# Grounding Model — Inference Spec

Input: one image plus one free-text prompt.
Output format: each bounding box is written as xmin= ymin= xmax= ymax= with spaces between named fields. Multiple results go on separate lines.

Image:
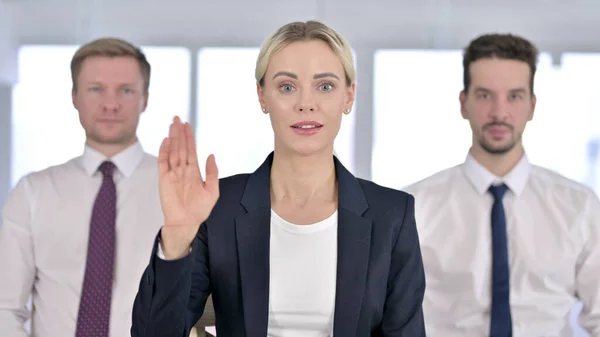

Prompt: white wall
xmin=0 ymin=1 xmax=17 ymax=83
xmin=5 ymin=0 xmax=600 ymax=52
xmin=0 ymin=1 xmax=16 ymax=212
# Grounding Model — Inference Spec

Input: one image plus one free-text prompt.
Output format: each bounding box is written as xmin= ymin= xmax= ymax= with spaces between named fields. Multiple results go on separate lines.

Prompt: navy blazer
xmin=131 ymin=153 xmax=426 ymax=337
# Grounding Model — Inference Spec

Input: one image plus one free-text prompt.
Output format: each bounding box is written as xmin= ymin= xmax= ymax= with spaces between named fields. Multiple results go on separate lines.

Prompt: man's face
xmin=460 ymin=58 xmax=536 ymax=155
xmin=72 ymin=55 xmax=148 ymax=149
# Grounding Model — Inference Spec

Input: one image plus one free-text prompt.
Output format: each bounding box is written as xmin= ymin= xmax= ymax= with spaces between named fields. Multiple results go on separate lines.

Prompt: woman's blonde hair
xmin=255 ymin=20 xmax=355 ymax=87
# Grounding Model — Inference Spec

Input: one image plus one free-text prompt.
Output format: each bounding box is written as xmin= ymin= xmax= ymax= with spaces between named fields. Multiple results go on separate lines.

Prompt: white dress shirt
xmin=0 ymin=142 xmax=164 ymax=337
xmin=267 ymin=210 xmax=337 ymax=337
xmin=404 ymin=153 xmax=600 ymax=337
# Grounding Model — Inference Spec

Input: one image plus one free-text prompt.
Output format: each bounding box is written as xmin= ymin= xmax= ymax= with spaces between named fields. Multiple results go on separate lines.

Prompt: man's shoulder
xmin=403 ymin=165 xmax=463 ymax=196
xmin=531 ymin=164 xmax=599 ymax=203
xmin=17 ymin=157 xmax=81 ymax=186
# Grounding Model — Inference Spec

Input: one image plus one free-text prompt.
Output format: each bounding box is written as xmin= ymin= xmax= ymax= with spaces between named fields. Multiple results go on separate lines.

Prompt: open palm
xmin=158 ymin=117 xmax=219 ymax=237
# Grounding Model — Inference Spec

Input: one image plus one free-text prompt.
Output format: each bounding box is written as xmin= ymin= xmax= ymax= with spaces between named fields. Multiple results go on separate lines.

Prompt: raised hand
xmin=158 ymin=116 xmax=219 ymax=259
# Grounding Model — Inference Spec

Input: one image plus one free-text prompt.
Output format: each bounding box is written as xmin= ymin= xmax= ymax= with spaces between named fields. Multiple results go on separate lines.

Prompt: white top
xmin=267 ymin=209 xmax=338 ymax=337
xmin=404 ymin=153 xmax=600 ymax=337
xmin=0 ymin=142 xmax=164 ymax=337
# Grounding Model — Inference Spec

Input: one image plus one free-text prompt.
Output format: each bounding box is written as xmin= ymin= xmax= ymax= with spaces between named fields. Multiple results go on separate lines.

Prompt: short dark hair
xmin=462 ymin=33 xmax=539 ymax=94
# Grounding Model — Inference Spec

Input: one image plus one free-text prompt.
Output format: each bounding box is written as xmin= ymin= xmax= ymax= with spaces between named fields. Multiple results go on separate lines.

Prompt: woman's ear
xmin=345 ymin=82 xmax=356 ymax=108
xmin=257 ymin=81 xmax=266 ymax=108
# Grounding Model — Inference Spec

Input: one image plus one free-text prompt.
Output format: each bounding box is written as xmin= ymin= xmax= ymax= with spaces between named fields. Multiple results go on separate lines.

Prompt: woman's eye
xmin=320 ymin=84 xmax=333 ymax=92
xmin=281 ymin=85 xmax=294 ymax=92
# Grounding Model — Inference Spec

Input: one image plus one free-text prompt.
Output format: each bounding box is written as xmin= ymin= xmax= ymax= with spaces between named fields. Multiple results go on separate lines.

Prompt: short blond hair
xmin=255 ymin=20 xmax=355 ymax=87
xmin=70 ymin=37 xmax=151 ymax=93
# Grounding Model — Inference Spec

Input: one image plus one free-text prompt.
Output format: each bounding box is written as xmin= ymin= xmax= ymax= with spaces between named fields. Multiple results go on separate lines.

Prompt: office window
xmin=521 ymin=53 xmax=558 ymax=169
xmin=558 ymin=53 xmax=600 ymax=195
xmin=11 ymin=45 xmax=190 ymax=186
xmin=522 ymin=53 xmax=600 ymax=197
xmin=196 ymin=47 xmax=356 ymax=179
xmin=372 ymin=50 xmax=469 ymax=189
xmin=137 ymin=47 xmax=191 ymax=158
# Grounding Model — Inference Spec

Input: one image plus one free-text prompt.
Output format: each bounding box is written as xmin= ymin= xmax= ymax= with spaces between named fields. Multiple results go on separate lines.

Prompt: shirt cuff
xmin=156 ymin=241 xmax=192 ymax=260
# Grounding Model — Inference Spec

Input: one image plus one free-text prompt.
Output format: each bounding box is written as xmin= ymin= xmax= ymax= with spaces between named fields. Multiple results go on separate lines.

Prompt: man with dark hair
xmin=405 ymin=33 xmax=600 ymax=336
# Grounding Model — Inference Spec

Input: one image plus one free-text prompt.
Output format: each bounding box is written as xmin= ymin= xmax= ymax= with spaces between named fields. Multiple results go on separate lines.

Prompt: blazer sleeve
xmin=131 ymin=222 xmax=211 ymax=337
xmin=0 ymin=177 xmax=36 ymax=337
xmin=380 ymin=194 xmax=426 ymax=336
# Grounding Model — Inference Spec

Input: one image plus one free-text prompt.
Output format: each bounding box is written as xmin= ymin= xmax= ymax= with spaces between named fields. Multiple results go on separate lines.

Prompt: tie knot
xmin=98 ymin=161 xmax=116 ymax=178
xmin=488 ymin=183 xmax=508 ymax=201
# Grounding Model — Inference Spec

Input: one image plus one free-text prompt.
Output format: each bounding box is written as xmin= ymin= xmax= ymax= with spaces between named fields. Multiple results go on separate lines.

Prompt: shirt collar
xmin=80 ymin=141 xmax=145 ymax=178
xmin=462 ymin=151 xmax=531 ymax=197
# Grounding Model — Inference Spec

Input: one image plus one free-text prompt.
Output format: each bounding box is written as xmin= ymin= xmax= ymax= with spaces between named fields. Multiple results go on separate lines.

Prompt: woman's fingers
xmin=158 ymin=137 xmax=170 ymax=175
xmin=165 ymin=117 xmax=211 ymax=189
xmin=178 ymin=120 xmax=188 ymax=167
xmin=185 ymin=123 xmax=199 ymax=167
xmin=168 ymin=119 xmax=180 ymax=169
xmin=184 ymin=123 xmax=203 ymax=183
xmin=204 ymin=154 xmax=219 ymax=194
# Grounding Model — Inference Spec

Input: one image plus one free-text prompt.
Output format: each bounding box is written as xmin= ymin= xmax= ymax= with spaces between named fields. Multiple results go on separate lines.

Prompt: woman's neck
xmin=270 ymin=150 xmax=337 ymax=207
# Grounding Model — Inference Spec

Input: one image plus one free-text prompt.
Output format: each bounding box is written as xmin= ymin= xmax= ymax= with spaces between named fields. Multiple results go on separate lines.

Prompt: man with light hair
xmin=0 ymin=37 xmax=164 ymax=337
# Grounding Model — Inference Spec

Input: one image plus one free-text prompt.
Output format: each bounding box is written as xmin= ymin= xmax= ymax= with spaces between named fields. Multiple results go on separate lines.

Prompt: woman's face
xmin=258 ymin=40 xmax=355 ymax=157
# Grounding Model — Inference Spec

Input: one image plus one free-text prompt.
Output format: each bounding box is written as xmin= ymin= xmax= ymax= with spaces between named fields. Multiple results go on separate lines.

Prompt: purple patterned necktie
xmin=75 ymin=161 xmax=117 ymax=337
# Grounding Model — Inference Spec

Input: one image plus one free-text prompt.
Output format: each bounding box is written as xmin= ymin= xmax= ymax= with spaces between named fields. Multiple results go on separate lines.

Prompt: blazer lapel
xmin=233 ymin=153 xmax=372 ymax=337
xmin=333 ymin=157 xmax=372 ymax=337
xmin=235 ymin=154 xmax=273 ymax=337
xmin=235 ymin=209 xmax=270 ymax=337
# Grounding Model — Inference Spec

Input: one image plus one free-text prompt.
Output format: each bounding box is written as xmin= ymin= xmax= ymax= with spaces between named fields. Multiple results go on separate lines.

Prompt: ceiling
xmin=2 ymin=0 xmax=600 ymax=52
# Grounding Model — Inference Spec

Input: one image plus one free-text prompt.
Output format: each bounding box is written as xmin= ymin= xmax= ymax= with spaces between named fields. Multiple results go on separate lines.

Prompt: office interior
xmin=0 ymin=0 xmax=599 ymax=336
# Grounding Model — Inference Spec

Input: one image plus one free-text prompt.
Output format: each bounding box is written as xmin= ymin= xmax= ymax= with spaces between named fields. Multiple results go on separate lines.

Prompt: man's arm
xmin=576 ymin=193 xmax=600 ymax=336
xmin=131 ymin=221 xmax=211 ymax=337
xmin=0 ymin=177 xmax=36 ymax=337
xmin=380 ymin=194 xmax=426 ymax=336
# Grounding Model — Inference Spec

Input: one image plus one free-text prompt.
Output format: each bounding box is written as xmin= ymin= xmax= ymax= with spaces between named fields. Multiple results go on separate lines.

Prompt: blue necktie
xmin=488 ymin=184 xmax=512 ymax=337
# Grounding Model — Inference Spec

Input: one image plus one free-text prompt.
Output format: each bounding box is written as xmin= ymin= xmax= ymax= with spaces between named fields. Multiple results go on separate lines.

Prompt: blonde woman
xmin=131 ymin=21 xmax=426 ymax=337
